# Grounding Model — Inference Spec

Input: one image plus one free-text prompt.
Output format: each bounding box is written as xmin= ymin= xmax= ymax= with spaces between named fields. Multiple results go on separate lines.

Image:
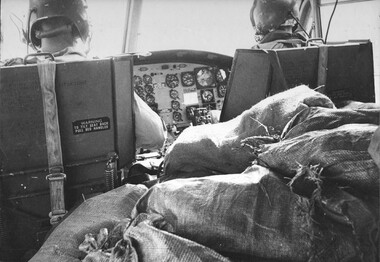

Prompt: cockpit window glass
xmin=1 ymin=0 xmax=254 ymax=59
xmin=0 ymin=0 xmax=126 ymax=60
xmin=1 ymin=0 xmax=29 ymax=60
xmin=135 ymin=0 xmax=255 ymax=56
xmin=87 ymin=0 xmax=127 ymax=58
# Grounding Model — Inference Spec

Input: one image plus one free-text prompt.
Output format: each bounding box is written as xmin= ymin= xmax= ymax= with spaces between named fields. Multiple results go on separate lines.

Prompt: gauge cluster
xmin=133 ymin=62 xmax=229 ymax=129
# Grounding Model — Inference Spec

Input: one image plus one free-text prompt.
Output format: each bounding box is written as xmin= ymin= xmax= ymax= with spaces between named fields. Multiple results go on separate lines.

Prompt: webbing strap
xmin=317 ymin=45 xmax=329 ymax=94
xmin=37 ymin=60 xmax=63 ymax=171
xmin=37 ymin=60 xmax=67 ymax=224
xmin=267 ymin=50 xmax=288 ymax=95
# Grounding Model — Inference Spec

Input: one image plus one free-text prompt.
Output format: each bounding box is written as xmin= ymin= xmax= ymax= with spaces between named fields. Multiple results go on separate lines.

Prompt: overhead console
xmin=132 ymin=50 xmax=233 ymax=129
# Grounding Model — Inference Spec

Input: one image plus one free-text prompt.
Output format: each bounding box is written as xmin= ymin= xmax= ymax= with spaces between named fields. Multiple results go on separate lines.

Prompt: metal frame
xmin=122 ymin=0 xmax=143 ymax=53
xmin=299 ymin=0 xmax=323 ymax=39
xmin=320 ymin=0 xmax=375 ymax=6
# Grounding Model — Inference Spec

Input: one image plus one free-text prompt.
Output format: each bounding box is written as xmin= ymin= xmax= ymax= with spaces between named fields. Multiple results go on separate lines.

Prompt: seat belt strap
xmin=317 ymin=45 xmax=329 ymax=94
xmin=37 ymin=59 xmax=67 ymax=225
xmin=267 ymin=50 xmax=288 ymax=95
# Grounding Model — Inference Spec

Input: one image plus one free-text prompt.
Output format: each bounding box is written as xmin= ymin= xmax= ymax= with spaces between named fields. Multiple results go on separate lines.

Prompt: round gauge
xmin=146 ymin=94 xmax=155 ymax=104
xmin=133 ymin=75 xmax=143 ymax=86
xmin=201 ymin=89 xmax=214 ymax=103
xmin=165 ymin=74 xmax=180 ymax=88
xmin=173 ymin=111 xmax=183 ymax=122
xmin=196 ymin=68 xmax=214 ymax=87
xmin=217 ymin=84 xmax=227 ymax=97
xmin=145 ymin=84 xmax=154 ymax=94
xmin=181 ymin=72 xmax=195 ymax=87
xmin=134 ymin=85 xmax=145 ymax=100
xmin=135 ymin=86 xmax=145 ymax=96
xmin=216 ymin=69 xmax=227 ymax=83
xmin=169 ymin=89 xmax=179 ymax=99
xmin=143 ymin=74 xmax=152 ymax=84
xmin=171 ymin=100 xmax=181 ymax=111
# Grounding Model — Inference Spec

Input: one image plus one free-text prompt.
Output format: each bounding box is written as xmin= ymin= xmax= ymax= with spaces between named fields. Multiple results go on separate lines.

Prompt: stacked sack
xmin=255 ymin=105 xmax=379 ymax=262
xmin=162 ymin=85 xmax=335 ymax=181
xmin=258 ymin=110 xmax=379 ymax=194
xmin=133 ymin=164 xmax=378 ymax=261
xmin=141 ymin=85 xmax=379 ymax=261
xmin=134 ymin=166 xmax=316 ymax=261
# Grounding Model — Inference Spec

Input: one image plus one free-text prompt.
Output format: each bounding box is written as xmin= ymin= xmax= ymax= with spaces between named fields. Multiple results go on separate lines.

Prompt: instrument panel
xmin=133 ymin=62 xmax=229 ymax=129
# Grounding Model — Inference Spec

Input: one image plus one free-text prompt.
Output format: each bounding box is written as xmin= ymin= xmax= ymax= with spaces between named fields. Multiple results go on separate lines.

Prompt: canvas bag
xmin=162 ymin=85 xmax=334 ymax=181
xmin=133 ymin=164 xmax=376 ymax=261
xmin=29 ymin=185 xmax=147 ymax=262
xmin=133 ymin=165 xmax=315 ymax=261
xmin=258 ymin=123 xmax=379 ymax=195
xmin=282 ymin=106 xmax=380 ymax=139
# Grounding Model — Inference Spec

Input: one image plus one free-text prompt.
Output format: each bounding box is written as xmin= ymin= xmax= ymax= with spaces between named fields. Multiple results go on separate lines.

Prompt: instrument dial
xmin=133 ymin=75 xmax=143 ymax=86
xmin=143 ymin=74 xmax=153 ymax=84
xmin=201 ymin=89 xmax=214 ymax=103
xmin=169 ymin=89 xmax=179 ymax=100
xmin=145 ymin=84 xmax=154 ymax=94
xmin=171 ymin=100 xmax=181 ymax=111
xmin=166 ymin=74 xmax=180 ymax=88
xmin=181 ymin=71 xmax=195 ymax=86
xmin=173 ymin=111 xmax=183 ymax=122
xmin=146 ymin=94 xmax=155 ymax=104
xmin=217 ymin=84 xmax=227 ymax=98
xmin=196 ymin=68 xmax=214 ymax=87
xmin=216 ymin=69 xmax=227 ymax=83
xmin=134 ymin=85 xmax=145 ymax=100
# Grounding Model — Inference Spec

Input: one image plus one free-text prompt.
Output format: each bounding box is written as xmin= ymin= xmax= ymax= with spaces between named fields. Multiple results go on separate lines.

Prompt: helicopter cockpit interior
xmin=0 ymin=0 xmax=379 ymax=261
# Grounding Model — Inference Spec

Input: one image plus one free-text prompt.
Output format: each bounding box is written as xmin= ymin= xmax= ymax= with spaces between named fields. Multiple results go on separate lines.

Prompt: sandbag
xmin=79 ymin=212 xmax=230 ymax=262
xmin=133 ymin=165 xmax=376 ymax=261
xmin=282 ymin=106 xmax=380 ymax=139
xmin=124 ymin=215 xmax=231 ymax=262
xmin=287 ymin=165 xmax=378 ymax=262
xmin=162 ymin=85 xmax=334 ymax=181
xmin=258 ymin=123 xmax=379 ymax=195
xmin=338 ymin=100 xmax=380 ymax=110
xmin=312 ymin=186 xmax=379 ymax=262
xmin=133 ymin=165 xmax=315 ymax=261
xmin=29 ymin=185 xmax=148 ymax=262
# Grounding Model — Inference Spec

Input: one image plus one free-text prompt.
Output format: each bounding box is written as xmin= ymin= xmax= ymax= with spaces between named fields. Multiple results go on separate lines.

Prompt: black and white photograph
xmin=0 ymin=0 xmax=379 ymax=261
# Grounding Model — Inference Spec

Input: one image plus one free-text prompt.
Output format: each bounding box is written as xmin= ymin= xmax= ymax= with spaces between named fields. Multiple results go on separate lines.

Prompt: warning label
xmin=72 ymin=117 xmax=111 ymax=135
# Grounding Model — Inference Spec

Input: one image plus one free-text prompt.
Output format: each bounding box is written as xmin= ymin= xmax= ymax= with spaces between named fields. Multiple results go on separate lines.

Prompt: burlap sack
xmin=311 ymin=185 xmax=379 ymax=262
xmin=162 ymin=85 xmax=334 ymax=181
xmin=132 ymin=165 xmax=376 ymax=261
xmin=287 ymin=165 xmax=378 ymax=262
xmin=29 ymin=185 xmax=147 ymax=262
xmin=80 ymin=213 xmax=231 ymax=262
xmin=258 ymin=123 xmax=379 ymax=195
xmin=123 ymin=215 xmax=231 ymax=262
xmin=338 ymin=100 xmax=380 ymax=110
xmin=282 ymin=106 xmax=380 ymax=139
xmin=133 ymin=165 xmax=314 ymax=261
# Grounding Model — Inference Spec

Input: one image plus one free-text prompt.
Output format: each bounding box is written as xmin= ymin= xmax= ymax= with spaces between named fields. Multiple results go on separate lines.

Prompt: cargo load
xmin=28 ymin=84 xmax=379 ymax=262
xmin=162 ymin=85 xmax=334 ymax=181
